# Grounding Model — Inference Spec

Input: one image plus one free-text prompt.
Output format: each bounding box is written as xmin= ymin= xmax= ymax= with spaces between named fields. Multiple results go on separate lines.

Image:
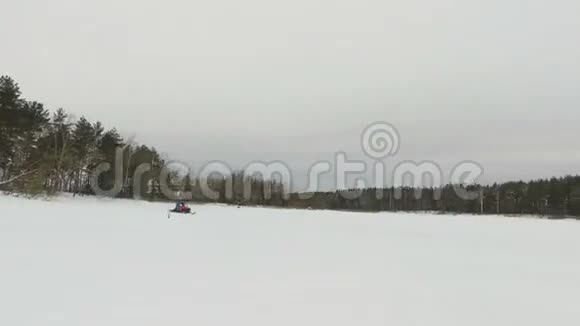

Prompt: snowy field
xmin=1 ymin=195 xmax=579 ymax=326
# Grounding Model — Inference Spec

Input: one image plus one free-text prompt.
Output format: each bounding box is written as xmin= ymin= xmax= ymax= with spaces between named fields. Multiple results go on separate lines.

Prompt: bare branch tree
xmin=0 ymin=169 xmax=38 ymax=186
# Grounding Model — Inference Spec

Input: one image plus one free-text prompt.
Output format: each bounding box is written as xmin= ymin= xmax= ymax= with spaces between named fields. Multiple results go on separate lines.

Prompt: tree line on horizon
xmin=0 ymin=76 xmax=283 ymax=203
xmin=0 ymin=75 xmax=162 ymax=197
xmin=289 ymin=178 xmax=580 ymax=217
xmin=1 ymin=76 xmax=579 ymax=217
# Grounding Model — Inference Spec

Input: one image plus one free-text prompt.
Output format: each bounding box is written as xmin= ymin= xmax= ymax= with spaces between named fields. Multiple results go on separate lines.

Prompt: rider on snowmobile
xmin=174 ymin=201 xmax=186 ymax=212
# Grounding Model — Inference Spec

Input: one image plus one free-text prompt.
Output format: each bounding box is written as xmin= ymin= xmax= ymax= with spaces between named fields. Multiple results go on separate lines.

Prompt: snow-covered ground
xmin=1 ymin=195 xmax=579 ymax=326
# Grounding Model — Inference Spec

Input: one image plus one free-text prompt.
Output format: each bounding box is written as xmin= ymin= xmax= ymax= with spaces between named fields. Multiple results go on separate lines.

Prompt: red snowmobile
xmin=168 ymin=201 xmax=194 ymax=217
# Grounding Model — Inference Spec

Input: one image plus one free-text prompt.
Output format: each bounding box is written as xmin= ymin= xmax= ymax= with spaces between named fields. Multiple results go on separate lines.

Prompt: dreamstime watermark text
xmin=89 ymin=122 xmax=484 ymax=201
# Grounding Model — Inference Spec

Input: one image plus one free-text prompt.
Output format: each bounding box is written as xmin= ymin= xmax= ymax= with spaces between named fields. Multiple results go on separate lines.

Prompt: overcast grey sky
xmin=2 ymin=0 xmax=579 ymax=190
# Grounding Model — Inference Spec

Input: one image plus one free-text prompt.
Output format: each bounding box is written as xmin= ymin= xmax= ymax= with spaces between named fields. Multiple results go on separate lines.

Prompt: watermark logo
xmin=361 ymin=122 xmax=400 ymax=159
xmin=89 ymin=122 xmax=484 ymax=202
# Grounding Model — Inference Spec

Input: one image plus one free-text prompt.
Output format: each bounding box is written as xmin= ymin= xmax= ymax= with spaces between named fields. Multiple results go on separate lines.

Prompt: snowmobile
xmin=170 ymin=206 xmax=192 ymax=214
xmin=168 ymin=202 xmax=195 ymax=218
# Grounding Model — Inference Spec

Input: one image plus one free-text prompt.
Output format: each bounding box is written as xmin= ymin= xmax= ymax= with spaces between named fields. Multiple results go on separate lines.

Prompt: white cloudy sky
xmin=2 ymin=0 xmax=579 ymax=190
